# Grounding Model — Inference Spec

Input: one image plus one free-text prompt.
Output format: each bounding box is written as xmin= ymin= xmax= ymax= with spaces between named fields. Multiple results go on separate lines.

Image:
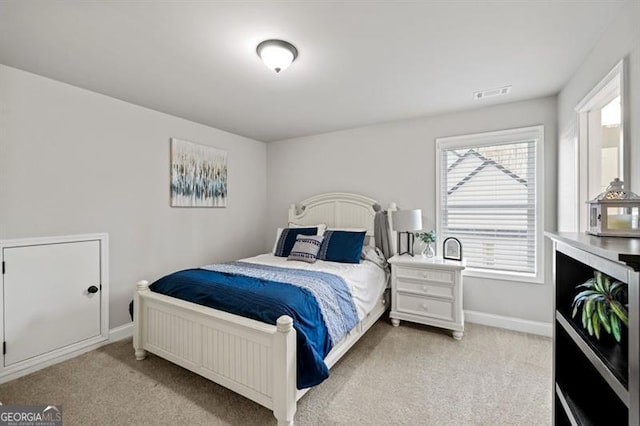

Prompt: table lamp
xmin=391 ymin=209 xmax=423 ymax=256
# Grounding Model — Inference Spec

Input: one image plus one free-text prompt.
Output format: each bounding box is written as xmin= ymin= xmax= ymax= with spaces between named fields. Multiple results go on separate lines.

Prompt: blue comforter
xmin=150 ymin=261 xmax=358 ymax=389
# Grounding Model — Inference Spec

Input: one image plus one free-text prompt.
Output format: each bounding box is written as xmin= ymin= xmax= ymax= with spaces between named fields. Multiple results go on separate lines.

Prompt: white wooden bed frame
xmin=133 ymin=192 xmax=396 ymax=425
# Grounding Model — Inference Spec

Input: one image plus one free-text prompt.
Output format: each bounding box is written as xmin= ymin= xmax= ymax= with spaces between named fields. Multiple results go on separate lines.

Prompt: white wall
xmin=557 ymin=0 xmax=640 ymax=231
xmin=267 ymin=96 xmax=557 ymax=324
xmin=0 ymin=65 xmax=268 ymax=328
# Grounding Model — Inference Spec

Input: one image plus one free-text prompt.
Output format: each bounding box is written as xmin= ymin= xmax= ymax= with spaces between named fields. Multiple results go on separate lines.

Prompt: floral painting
xmin=170 ymin=138 xmax=227 ymax=207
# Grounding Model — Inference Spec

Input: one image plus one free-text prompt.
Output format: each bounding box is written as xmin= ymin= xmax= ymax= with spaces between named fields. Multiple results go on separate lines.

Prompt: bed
xmin=133 ymin=192 xmax=397 ymax=425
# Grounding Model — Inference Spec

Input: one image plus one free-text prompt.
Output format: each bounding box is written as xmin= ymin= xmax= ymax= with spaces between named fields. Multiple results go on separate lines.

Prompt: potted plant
xmin=414 ymin=230 xmax=436 ymax=257
xmin=571 ymin=271 xmax=628 ymax=342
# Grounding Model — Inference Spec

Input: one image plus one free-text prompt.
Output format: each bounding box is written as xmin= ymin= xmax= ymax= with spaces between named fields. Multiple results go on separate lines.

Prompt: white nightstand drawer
xmin=396 ymin=293 xmax=454 ymax=322
xmin=395 ymin=266 xmax=454 ymax=284
xmin=396 ymin=278 xmax=454 ymax=299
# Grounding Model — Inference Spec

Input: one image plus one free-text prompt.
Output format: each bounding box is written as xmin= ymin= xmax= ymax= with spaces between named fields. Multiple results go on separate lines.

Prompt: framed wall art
xmin=170 ymin=138 xmax=228 ymax=207
xmin=443 ymin=237 xmax=462 ymax=261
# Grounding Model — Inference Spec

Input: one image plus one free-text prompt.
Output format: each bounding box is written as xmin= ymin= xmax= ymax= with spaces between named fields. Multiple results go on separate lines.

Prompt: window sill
xmin=463 ymin=267 xmax=545 ymax=285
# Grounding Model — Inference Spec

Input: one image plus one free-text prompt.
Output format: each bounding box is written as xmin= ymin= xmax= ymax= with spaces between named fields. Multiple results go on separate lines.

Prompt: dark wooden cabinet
xmin=547 ymin=232 xmax=639 ymax=425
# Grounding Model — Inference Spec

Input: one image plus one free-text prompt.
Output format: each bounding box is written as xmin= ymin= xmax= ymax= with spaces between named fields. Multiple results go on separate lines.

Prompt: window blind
xmin=439 ymin=136 xmax=538 ymax=275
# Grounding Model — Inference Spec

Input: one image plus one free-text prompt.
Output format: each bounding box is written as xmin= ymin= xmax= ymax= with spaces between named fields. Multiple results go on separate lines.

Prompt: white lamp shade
xmin=392 ymin=209 xmax=423 ymax=232
xmin=257 ymin=40 xmax=298 ymax=73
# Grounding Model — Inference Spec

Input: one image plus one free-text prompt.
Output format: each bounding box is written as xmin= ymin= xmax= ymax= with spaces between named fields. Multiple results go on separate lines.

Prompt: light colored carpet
xmin=0 ymin=320 xmax=551 ymax=425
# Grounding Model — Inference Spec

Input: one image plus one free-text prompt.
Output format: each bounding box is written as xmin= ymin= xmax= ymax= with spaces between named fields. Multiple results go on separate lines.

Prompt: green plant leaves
xmin=414 ymin=230 xmax=436 ymax=244
xmin=576 ymin=278 xmax=596 ymax=290
xmin=610 ymin=300 xmax=629 ymax=326
xmin=611 ymin=313 xmax=621 ymax=342
xmin=597 ymin=302 xmax=611 ymax=334
xmin=573 ymin=290 xmax=598 ymax=303
xmin=603 ymin=275 xmax=611 ymax=292
xmin=570 ymin=271 xmax=628 ymax=342
xmin=611 ymin=281 xmax=625 ymax=297
xmin=585 ymin=298 xmax=595 ymax=318
xmin=594 ymin=272 xmax=604 ymax=292
xmin=592 ymin=312 xmax=601 ymax=339
xmin=586 ymin=311 xmax=594 ymax=336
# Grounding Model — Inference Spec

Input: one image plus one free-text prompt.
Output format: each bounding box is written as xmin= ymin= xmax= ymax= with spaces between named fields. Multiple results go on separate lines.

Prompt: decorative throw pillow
xmin=273 ymin=227 xmax=318 ymax=257
xmin=287 ymin=234 xmax=324 ymax=263
xmin=272 ymin=224 xmax=325 ymax=253
xmin=318 ymin=230 xmax=367 ymax=264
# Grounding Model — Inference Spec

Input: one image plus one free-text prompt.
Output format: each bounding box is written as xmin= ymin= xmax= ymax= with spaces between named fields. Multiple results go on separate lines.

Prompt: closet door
xmin=3 ymin=240 xmax=101 ymax=367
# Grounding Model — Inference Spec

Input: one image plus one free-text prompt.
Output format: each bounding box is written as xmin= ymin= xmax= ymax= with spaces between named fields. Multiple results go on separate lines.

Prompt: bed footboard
xmin=133 ymin=280 xmax=297 ymax=425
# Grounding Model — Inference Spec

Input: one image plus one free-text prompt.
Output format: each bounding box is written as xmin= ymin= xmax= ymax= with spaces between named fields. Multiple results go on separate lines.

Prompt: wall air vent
xmin=473 ymin=85 xmax=512 ymax=100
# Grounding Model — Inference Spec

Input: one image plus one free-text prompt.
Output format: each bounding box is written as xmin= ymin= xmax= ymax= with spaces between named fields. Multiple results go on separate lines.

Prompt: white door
xmin=3 ymin=240 xmax=101 ymax=366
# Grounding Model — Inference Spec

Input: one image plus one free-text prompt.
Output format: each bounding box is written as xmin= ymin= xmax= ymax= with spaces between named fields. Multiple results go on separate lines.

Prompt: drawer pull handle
xmin=423 ymin=272 xmax=428 ymax=278
xmin=421 ymin=303 xmax=429 ymax=311
xmin=422 ymin=286 xmax=429 ymax=293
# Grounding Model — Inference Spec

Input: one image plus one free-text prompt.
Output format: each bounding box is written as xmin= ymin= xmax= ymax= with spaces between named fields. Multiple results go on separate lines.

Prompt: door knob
xmin=87 ymin=285 xmax=99 ymax=294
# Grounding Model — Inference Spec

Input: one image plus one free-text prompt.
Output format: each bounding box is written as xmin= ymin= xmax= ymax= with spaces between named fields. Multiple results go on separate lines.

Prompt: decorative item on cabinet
xmin=571 ymin=270 xmax=628 ymax=342
xmin=414 ymin=230 xmax=436 ymax=258
xmin=587 ymin=178 xmax=640 ymax=237
xmin=443 ymin=237 xmax=462 ymax=261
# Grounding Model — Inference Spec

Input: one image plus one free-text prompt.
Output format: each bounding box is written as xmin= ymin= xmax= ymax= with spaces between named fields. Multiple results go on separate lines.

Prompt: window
xmin=436 ymin=126 xmax=544 ymax=282
xmin=576 ymin=59 xmax=628 ymax=232
xmin=598 ymin=96 xmax=622 ymax=191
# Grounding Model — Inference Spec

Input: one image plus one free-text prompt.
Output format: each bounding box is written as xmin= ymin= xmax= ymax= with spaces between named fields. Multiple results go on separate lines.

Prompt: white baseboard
xmin=1 ymin=323 xmax=134 ymax=384
xmin=465 ymin=310 xmax=552 ymax=337
xmin=109 ymin=322 xmax=133 ymax=342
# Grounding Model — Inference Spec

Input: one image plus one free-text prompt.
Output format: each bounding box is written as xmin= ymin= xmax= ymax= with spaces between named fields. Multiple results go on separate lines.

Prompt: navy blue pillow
xmin=274 ymin=227 xmax=318 ymax=257
xmin=317 ymin=230 xmax=366 ymax=264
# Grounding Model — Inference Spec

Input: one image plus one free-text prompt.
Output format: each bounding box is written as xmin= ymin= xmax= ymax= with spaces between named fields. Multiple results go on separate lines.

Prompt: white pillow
xmin=361 ymin=245 xmax=388 ymax=269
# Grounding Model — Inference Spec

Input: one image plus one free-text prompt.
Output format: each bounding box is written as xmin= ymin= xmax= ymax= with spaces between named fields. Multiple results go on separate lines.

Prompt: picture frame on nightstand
xmin=443 ymin=237 xmax=462 ymax=261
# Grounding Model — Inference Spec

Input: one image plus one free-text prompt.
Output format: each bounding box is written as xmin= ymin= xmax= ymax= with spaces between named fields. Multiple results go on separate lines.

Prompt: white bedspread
xmin=241 ymin=254 xmax=387 ymax=321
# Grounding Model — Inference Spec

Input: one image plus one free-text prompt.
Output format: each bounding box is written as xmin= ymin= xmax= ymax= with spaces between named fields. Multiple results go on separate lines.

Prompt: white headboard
xmin=288 ymin=192 xmax=390 ymax=239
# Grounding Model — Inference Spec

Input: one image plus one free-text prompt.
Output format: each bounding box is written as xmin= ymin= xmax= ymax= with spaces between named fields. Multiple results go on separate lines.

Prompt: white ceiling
xmin=0 ymin=1 xmax=626 ymax=142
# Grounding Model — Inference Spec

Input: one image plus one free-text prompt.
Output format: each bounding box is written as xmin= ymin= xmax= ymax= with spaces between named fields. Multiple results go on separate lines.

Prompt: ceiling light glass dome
xmin=256 ymin=39 xmax=298 ymax=73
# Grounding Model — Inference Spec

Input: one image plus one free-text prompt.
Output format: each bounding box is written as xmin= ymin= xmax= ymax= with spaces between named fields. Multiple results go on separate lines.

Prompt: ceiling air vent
xmin=473 ymin=85 xmax=512 ymax=100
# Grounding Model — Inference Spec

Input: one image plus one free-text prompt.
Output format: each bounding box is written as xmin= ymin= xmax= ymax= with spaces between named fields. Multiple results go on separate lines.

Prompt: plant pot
xmin=414 ymin=240 xmax=435 ymax=257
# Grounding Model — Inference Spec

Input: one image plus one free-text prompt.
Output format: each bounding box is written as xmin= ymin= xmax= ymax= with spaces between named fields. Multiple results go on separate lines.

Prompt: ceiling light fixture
xmin=256 ymin=39 xmax=298 ymax=73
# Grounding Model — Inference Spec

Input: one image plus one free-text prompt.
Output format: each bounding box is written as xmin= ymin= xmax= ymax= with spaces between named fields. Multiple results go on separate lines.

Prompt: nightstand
xmin=388 ymin=254 xmax=465 ymax=340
